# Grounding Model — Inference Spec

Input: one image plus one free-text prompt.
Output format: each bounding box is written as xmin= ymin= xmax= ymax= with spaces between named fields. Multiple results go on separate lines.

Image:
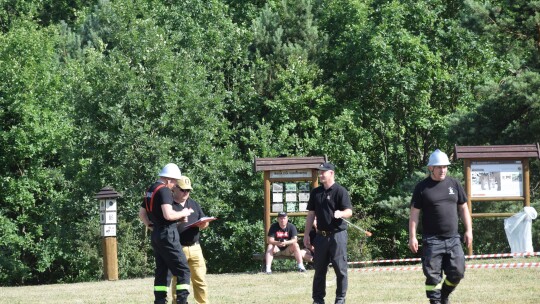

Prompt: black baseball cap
xmin=318 ymin=162 xmax=335 ymax=171
xmin=277 ymin=212 xmax=287 ymax=217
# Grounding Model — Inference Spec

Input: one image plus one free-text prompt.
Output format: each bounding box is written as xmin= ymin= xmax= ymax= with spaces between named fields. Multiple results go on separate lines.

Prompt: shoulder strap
xmin=145 ymin=184 xmax=166 ymax=214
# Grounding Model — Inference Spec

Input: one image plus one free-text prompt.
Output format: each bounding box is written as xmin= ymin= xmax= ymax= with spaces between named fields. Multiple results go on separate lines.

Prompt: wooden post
xmin=523 ymin=158 xmax=531 ymax=208
xmin=264 ymin=171 xmax=271 ymax=249
xmin=95 ymin=186 xmax=121 ymax=281
xmin=464 ymin=159 xmax=473 ymax=255
xmin=102 ymin=237 xmax=118 ymax=280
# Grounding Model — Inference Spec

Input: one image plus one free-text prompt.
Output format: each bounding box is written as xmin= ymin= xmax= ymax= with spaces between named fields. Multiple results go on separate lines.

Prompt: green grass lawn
xmin=1 ymin=258 xmax=539 ymax=303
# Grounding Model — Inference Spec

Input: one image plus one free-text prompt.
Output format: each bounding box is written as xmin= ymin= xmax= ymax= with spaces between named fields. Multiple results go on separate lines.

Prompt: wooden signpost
xmin=252 ymin=156 xmax=327 ymax=260
xmin=454 ymin=144 xmax=540 ymax=255
xmin=95 ymin=186 xmax=121 ymax=280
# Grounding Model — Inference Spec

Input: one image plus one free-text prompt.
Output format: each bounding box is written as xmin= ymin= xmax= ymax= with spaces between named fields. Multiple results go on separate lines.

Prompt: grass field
xmin=1 ymin=258 xmax=539 ymax=303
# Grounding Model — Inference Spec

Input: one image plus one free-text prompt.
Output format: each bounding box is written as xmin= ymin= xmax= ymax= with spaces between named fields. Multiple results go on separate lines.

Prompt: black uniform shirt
xmin=140 ymin=182 xmax=175 ymax=227
xmin=307 ymin=182 xmax=352 ymax=232
xmin=173 ymin=198 xmax=206 ymax=244
xmin=411 ymin=176 xmax=467 ymax=238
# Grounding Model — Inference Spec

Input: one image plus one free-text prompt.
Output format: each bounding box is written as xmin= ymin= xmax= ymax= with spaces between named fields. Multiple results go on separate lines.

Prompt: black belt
xmin=317 ymin=230 xmax=342 ymax=236
xmin=181 ymin=241 xmax=199 ymax=246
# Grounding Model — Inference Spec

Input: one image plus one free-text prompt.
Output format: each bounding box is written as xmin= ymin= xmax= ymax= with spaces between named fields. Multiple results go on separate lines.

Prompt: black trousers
xmin=312 ymin=230 xmax=348 ymax=303
xmin=151 ymin=225 xmax=191 ymax=304
xmin=422 ymin=235 xmax=465 ymax=300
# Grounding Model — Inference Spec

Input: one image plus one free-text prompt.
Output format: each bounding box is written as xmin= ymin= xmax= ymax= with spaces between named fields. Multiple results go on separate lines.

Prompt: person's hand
xmin=463 ymin=230 xmax=473 ymax=248
xmin=408 ymin=237 xmax=418 ymax=254
xmin=147 ymin=223 xmax=154 ymax=231
xmin=181 ymin=208 xmax=194 ymax=222
xmin=334 ymin=210 xmax=342 ymax=219
xmin=195 ymin=221 xmax=209 ymax=229
xmin=183 ymin=208 xmax=194 ymax=216
xmin=303 ymin=235 xmax=311 ymax=249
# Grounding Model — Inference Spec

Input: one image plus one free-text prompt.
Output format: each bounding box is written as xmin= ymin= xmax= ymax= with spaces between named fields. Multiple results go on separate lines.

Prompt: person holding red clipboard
xmin=169 ymin=175 xmax=215 ymax=304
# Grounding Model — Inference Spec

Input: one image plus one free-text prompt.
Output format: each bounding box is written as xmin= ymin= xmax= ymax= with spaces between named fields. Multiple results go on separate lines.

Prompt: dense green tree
xmin=0 ymin=0 xmax=90 ymax=32
xmin=314 ymin=0 xmax=503 ymax=258
xmin=1 ymin=0 xmax=538 ymax=285
xmin=449 ymin=2 xmax=540 ymax=255
xmin=0 ymin=21 xmax=73 ymax=284
xmin=0 ymin=0 xmax=38 ymax=31
xmin=246 ymin=0 xmax=330 ymax=133
xmin=452 ymin=0 xmax=540 ymax=146
xmin=318 ymin=0 xmax=496 ymax=184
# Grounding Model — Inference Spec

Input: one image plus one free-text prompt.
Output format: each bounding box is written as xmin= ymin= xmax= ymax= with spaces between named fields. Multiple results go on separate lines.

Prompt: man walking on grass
xmin=409 ymin=149 xmax=473 ymax=304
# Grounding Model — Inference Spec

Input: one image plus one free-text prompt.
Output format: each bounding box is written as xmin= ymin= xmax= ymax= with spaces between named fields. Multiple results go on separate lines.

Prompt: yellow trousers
xmin=171 ymin=243 xmax=208 ymax=304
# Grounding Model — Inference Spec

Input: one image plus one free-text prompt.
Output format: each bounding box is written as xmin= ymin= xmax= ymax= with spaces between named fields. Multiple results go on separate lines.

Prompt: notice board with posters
xmin=253 ymin=156 xmax=327 ymax=250
xmin=454 ymin=144 xmax=540 ymax=255
xmin=470 ymin=160 xmax=523 ymax=198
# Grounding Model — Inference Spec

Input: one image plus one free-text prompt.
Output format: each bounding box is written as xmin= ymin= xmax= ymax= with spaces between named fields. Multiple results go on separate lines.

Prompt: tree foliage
xmin=1 ymin=0 xmax=539 ymax=285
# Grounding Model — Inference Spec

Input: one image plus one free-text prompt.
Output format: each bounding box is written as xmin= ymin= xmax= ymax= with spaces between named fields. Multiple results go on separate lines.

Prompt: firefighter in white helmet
xmin=139 ymin=163 xmax=194 ymax=304
xmin=408 ymin=149 xmax=473 ymax=304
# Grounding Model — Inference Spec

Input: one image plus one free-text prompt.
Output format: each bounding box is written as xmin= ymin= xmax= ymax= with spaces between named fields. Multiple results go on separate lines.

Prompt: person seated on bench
xmin=301 ymin=217 xmax=317 ymax=263
xmin=265 ymin=212 xmax=307 ymax=274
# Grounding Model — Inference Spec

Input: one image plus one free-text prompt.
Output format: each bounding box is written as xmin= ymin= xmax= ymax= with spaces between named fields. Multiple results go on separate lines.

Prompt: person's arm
xmin=161 ymin=204 xmax=193 ymax=221
xmin=304 ymin=211 xmax=316 ymax=249
xmin=334 ymin=208 xmax=352 ymax=219
xmin=408 ymin=206 xmax=421 ymax=253
xmin=267 ymin=235 xmax=279 ymax=246
xmin=284 ymin=236 xmax=298 ymax=246
xmin=138 ymin=207 xmax=153 ymax=230
xmin=459 ymin=202 xmax=473 ymax=248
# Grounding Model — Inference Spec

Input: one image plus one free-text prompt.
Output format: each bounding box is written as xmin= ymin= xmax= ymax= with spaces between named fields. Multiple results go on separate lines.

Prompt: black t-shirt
xmin=267 ymin=222 xmax=298 ymax=251
xmin=307 ymin=182 xmax=353 ymax=231
xmin=411 ymin=176 xmax=467 ymax=238
xmin=173 ymin=198 xmax=206 ymax=244
xmin=141 ymin=181 xmax=175 ymax=227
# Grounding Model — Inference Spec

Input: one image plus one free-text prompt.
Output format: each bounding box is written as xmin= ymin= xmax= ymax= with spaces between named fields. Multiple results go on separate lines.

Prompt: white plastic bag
xmin=504 ymin=207 xmax=537 ymax=253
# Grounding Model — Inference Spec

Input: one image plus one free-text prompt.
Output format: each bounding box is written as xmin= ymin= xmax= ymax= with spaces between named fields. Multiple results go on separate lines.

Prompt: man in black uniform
xmin=304 ymin=162 xmax=353 ymax=304
xmin=169 ymin=176 xmax=211 ymax=304
xmin=139 ymin=163 xmax=194 ymax=304
xmin=409 ymin=149 xmax=473 ymax=304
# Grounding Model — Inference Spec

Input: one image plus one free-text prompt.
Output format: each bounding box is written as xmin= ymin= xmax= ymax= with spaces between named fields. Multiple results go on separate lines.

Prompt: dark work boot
xmin=429 ymin=300 xmax=441 ymax=304
xmin=441 ymin=281 xmax=455 ymax=304
xmin=176 ymin=297 xmax=188 ymax=304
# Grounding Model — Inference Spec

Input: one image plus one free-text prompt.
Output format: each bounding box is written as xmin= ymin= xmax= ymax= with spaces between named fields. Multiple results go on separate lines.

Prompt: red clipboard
xmin=185 ymin=216 xmax=217 ymax=229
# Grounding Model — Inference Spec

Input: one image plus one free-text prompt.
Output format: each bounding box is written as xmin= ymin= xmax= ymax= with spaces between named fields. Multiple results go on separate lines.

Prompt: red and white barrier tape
xmin=466 ymin=262 xmax=540 ymax=269
xmin=348 ymin=252 xmax=540 ymax=265
xmin=350 ymin=262 xmax=540 ymax=272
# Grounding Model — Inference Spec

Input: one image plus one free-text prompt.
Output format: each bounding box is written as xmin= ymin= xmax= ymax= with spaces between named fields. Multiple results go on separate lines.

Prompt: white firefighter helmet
xmin=158 ymin=163 xmax=182 ymax=179
xmin=427 ymin=149 xmax=451 ymax=166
